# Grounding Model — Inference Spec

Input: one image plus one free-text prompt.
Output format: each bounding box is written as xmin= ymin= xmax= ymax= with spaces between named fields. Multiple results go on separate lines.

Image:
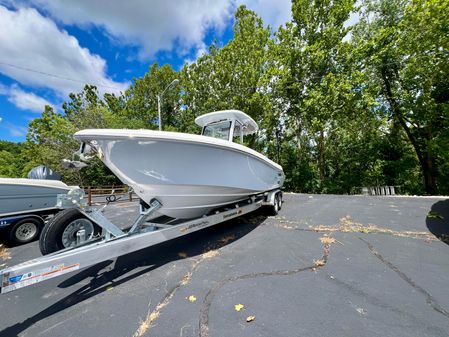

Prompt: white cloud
xmin=0 ymin=83 xmax=51 ymax=112
xmin=239 ymin=0 xmax=292 ymax=30
xmin=0 ymin=5 xmax=128 ymax=97
xmin=7 ymin=85 xmax=53 ymax=113
xmin=17 ymin=0 xmax=292 ymax=60
xmin=0 ymin=1 xmax=293 ymax=100
xmin=22 ymin=0 xmax=233 ymax=60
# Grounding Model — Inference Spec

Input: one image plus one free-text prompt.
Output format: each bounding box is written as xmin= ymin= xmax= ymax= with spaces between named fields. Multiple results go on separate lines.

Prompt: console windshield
xmin=202 ymin=120 xmax=232 ymax=140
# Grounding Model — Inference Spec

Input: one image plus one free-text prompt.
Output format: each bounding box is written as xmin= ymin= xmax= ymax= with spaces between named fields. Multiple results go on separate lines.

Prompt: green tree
xmin=353 ymin=0 xmax=449 ymax=194
xmin=122 ymin=63 xmax=181 ymax=130
xmin=181 ymin=6 xmax=273 ymax=144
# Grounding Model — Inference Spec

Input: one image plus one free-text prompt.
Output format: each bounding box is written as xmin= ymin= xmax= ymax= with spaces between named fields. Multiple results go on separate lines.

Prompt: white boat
xmin=0 ymin=178 xmax=71 ymax=216
xmin=74 ymin=110 xmax=284 ymax=218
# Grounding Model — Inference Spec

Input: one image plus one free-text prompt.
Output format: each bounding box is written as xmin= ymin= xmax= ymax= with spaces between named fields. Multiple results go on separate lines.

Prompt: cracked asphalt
xmin=0 ymin=193 xmax=448 ymax=337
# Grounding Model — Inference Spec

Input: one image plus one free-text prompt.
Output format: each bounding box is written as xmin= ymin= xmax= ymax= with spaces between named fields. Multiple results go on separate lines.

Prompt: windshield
xmin=202 ymin=120 xmax=231 ymax=140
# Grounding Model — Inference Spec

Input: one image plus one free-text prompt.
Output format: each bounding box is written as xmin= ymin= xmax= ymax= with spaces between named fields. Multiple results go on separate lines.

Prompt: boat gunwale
xmin=74 ymin=129 xmax=283 ymax=172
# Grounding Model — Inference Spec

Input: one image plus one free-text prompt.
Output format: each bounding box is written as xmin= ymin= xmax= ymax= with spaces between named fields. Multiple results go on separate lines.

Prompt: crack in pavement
xmin=360 ymin=237 xmax=449 ymax=319
xmin=327 ymin=274 xmax=424 ymax=322
xmin=275 ymin=215 xmax=441 ymax=242
xmin=132 ymin=250 xmax=219 ymax=337
xmin=198 ymin=239 xmax=332 ymax=337
xmin=130 ymin=216 xmax=263 ymax=337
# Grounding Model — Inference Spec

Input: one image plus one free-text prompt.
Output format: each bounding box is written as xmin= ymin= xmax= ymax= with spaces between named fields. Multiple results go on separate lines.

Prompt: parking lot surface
xmin=0 ymin=193 xmax=448 ymax=337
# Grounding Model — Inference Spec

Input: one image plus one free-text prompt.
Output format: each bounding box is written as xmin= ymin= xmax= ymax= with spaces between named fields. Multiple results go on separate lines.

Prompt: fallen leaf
xmin=319 ymin=235 xmax=336 ymax=245
xmin=0 ymin=245 xmax=11 ymax=260
xmin=314 ymin=259 xmax=325 ymax=267
xmin=106 ymin=286 xmax=114 ymax=291
xmin=234 ymin=304 xmax=244 ymax=312
xmin=188 ymin=295 xmax=197 ymax=303
xmin=202 ymin=250 xmax=219 ymax=259
xmin=246 ymin=315 xmax=255 ymax=322
xmin=178 ymin=252 xmax=188 ymax=258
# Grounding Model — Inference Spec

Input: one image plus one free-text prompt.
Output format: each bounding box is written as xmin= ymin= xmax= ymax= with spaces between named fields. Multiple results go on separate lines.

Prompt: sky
xmin=0 ymin=0 xmax=295 ymax=142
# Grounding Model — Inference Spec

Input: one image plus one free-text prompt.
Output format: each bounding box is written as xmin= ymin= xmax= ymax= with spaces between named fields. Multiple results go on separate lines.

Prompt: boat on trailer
xmin=0 ymin=109 xmax=284 ymax=293
xmin=0 ymin=178 xmax=73 ymax=244
xmin=74 ymin=110 xmax=284 ymax=218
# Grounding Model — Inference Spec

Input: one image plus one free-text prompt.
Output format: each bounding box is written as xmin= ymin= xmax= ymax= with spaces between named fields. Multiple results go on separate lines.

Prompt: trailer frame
xmin=0 ymin=189 xmax=281 ymax=294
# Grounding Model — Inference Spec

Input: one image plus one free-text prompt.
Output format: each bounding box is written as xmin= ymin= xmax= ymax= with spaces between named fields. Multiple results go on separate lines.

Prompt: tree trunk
xmin=319 ymin=129 xmax=325 ymax=188
xmin=380 ymin=67 xmax=438 ymax=194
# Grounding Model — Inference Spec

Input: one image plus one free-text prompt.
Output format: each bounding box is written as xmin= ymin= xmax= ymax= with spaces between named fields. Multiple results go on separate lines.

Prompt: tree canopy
xmin=2 ymin=0 xmax=448 ymax=195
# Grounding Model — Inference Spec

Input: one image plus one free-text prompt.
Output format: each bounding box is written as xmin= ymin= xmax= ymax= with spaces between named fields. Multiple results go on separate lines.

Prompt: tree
xmin=24 ymin=88 xmax=121 ymax=186
xmin=353 ymin=0 xmax=449 ymax=194
xmin=123 ymin=63 xmax=181 ymax=130
xmin=181 ymin=6 xmax=273 ymax=144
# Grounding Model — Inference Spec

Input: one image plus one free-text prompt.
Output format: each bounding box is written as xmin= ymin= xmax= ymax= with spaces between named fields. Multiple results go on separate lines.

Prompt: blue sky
xmin=0 ymin=1 xmax=293 ymax=142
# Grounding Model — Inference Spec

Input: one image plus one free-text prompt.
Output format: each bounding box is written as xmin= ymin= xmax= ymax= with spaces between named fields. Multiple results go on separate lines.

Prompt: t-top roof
xmin=195 ymin=110 xmax=258 ymax=135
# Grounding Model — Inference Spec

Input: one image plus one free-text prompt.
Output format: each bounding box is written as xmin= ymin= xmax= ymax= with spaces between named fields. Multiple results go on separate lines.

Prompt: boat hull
xmin=0 ymin=179 xmax=71 ymax=216
xmin=76 ymin=131 xmax=284 ymax=218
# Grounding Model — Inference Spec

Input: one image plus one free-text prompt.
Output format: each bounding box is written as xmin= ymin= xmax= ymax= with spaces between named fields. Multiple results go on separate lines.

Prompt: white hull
xmin=75 ymin=130 xmax=284 ymax=218
xmin=0 ymin=179 xmax=71 ymax=216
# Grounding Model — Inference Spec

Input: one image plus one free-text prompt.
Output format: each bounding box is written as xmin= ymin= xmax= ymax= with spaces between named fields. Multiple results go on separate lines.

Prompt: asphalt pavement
xmin=0 ymin=193 xmax=448 ymax=337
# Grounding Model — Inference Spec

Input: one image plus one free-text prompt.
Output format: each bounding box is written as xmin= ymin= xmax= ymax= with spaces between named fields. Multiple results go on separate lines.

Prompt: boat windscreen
xmin=202 ymin=120 xmax=232 ymax=140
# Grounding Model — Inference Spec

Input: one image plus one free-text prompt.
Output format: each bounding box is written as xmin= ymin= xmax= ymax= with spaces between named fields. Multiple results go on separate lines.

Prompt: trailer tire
xmin=39 ymin=208 xmax=100 ymax=255
xmin=265 ymin=193 xmax=281 ymax=216
xmin=9 ymin=217 xmax=42 ymax=244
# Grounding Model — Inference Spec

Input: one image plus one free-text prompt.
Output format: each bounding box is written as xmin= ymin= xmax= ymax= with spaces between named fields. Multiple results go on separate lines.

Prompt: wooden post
xmin=129 ymin=191 xmax=133 ymax=202
xmin=88 ymin=186 xmax=92 ymax=206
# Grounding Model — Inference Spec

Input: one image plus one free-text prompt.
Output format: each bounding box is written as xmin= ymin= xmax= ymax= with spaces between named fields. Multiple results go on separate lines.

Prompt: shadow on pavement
xmin=0 ymin=214 xmax=266 ymax=337
xmin=426 ymin=199 xmax=449 ymax=245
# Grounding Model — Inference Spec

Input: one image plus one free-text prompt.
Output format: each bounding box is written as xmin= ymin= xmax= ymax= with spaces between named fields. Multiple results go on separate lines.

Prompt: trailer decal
xmin=180 ymin=220 xmax=209 ymax=233
xmin=2 ymin=263 xmax=80 ymax=293
xmin=223 ymin=210 xmax=242 ymax=219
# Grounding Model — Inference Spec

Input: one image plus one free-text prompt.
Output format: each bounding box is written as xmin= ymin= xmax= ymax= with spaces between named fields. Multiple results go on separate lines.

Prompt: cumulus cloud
xmin=239 ymin=0 xmax=292 ymax=30
xmin=7 ymin=85 xmax=53 ymax=112
xmin=0 ymin=1 xmax=293 ymax=100
xmin=0 ymin=82 xmax=51 ymax=112
xmin=16 ymin=0 xmax=291 ymax=60
xmin=20 ymin=0 xmax=233 ymax=60
xmin=0 ymin=5 xmax=129 ymax=97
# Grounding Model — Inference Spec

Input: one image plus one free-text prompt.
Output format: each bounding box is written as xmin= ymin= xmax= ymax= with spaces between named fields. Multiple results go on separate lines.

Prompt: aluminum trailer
xmin=0 ymin=189 xmax=282 ymax=294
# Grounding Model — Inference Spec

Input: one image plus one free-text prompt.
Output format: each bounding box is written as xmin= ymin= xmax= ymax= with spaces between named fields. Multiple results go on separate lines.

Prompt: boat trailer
xmin=0 ymin=189 xmax=282 ymax=294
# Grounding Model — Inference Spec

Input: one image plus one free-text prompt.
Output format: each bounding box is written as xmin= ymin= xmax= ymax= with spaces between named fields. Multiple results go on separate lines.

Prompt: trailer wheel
xmin=266 ymin=193 xmax=281 ymax=216
xmin=39 ymin=208 xmax=101 ymax=255
xmin=9 ymin=218 xmax=42 ymax=244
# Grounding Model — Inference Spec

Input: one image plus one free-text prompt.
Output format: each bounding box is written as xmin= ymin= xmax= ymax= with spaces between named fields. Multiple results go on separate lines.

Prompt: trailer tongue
xmin=0 ymin=190 xmax=282 ymax=294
